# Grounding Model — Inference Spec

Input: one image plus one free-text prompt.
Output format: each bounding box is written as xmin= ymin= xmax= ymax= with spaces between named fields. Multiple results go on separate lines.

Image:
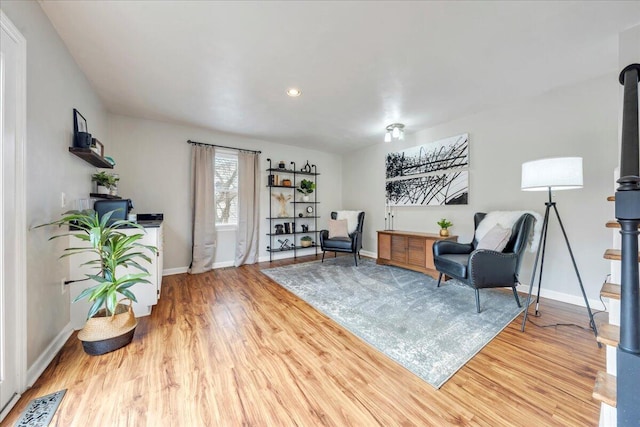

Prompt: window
xmin=215 ymin=151 xmax=238 ymax=227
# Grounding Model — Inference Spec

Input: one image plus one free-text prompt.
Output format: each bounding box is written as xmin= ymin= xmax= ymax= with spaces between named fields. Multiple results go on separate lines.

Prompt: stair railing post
xmin=615 ymin=63 xmax=640 ymax=427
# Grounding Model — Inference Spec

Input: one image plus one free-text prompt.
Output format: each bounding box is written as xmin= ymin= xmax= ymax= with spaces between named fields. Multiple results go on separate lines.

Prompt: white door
xmin=0 ymin=11 xmax=27 ymax=421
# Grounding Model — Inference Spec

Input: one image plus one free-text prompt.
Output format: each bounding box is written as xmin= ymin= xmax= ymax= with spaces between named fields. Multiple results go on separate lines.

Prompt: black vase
xmin=74 ymin=131 xmax=92 ymax=148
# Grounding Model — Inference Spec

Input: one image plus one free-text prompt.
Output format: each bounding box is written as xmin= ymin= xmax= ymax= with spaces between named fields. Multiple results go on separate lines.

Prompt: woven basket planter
xmin=77 ymin=300 xmax=137 ymax=356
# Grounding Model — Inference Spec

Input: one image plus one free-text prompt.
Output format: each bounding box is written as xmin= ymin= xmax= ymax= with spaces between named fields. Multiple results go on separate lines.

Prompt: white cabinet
xmin=68 ymin=223 xmax=163 ymax=330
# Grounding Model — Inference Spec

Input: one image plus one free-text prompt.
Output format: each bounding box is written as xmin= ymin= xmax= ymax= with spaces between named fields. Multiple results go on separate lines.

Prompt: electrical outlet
xmin=61 ymin=277 xmax=67 ymax=294
xmin=61 ymin=192 xmax=67 ymax=208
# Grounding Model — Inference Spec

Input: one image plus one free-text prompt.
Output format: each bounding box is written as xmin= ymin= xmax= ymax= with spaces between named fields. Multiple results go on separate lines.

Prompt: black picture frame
xmin=73 ymin=108 xmax=87 ymax=135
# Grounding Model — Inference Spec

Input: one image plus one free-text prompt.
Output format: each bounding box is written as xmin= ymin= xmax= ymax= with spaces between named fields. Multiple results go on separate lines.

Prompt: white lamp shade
xmin=521 ymin=157 xmax=583 ymax=191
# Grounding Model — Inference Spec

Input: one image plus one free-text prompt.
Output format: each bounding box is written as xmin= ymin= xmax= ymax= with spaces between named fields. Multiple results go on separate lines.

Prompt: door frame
xmin=0 ymin=10 xmax=27 ymax=420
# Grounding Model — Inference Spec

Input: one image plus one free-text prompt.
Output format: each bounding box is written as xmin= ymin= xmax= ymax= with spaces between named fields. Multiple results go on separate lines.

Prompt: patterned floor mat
xmin=14 ymin=389 xmax=66 ymax=427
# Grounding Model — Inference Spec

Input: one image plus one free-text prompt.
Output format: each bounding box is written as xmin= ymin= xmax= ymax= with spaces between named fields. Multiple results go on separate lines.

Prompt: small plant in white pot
xmin=297 ymin=179 xmax=316 ymax=202
xmin=40 ymin=209 xmax=156 ymax=355
xmin=92 ymin=171 xmax=119 ymax=195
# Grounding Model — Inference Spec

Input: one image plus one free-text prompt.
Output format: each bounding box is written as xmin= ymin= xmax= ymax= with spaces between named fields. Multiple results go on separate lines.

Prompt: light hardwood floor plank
xmin=2 ymin=255 xmax=605 ymax=426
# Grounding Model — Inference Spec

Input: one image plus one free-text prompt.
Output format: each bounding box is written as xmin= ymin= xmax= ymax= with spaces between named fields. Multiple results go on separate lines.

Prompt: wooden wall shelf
xmin=89 ymin=193 xmax=122 ymax=200
xmin=69 ymin=147 xmax=113 ymax=169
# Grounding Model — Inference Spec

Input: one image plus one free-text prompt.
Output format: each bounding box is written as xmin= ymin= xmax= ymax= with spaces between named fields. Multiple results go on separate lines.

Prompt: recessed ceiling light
xmin=287 ymin=88 xmax=302 ymax=97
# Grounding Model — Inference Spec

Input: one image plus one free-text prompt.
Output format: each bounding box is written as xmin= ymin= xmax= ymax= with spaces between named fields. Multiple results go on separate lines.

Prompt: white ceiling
xmin=39 ymin=1 xmax=640 ymax=154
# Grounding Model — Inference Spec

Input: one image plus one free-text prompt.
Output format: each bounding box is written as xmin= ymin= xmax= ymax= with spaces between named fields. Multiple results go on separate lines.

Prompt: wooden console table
xmin=377 ymin=230 xmax=458 ymax=279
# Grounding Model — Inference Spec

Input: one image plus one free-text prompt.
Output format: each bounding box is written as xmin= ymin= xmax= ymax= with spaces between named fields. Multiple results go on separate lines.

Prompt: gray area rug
xmin=262 ymin=257 xmax=524 ymax=388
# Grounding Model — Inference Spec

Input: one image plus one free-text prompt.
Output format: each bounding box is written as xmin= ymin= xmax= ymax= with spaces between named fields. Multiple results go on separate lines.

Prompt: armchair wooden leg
xmin=354 ymin=252 xmax=358 ymax=266
xmin=475 ymin=289 xmax=481 ymax=313
xmin=322 ymin=251 xmax=325 ymax=263
xmin=437 ymin=273 xmax=443 ymax=288
xmin=512 ymin=286 xmax=522 ymax=308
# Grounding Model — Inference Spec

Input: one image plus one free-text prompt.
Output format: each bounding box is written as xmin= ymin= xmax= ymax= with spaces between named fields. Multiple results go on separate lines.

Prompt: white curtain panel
xmin=235 ymin=151 xmax=260 ymax=266
xmin=188 ymin=144 xmax=217 ymax=274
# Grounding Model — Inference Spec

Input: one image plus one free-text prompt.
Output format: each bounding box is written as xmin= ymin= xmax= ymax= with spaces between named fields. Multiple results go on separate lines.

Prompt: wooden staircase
xmin=600 ymin=282 xmax=621 ymax=300
xmin=603 ymin=249 xmax=640 ymax=261
xmin=593 ymin=212 xmax=621 ymax=418
xmin=594 ymin=371 xmax=617 ymax=408
xmin=593 ymin=64 xmax=640 ymax=427
xmin=594 ymin=61 xmax=640 ymax=427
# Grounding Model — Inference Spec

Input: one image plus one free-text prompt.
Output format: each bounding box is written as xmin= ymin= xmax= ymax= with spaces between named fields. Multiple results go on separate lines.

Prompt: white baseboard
xmin=213 ymin=260 xmax=235 ymax=269
xmin=27 ymin=323 xmax=73 ymax=387
xmin=0 ymin=393 xmax=21 ymax=422
xmin=162 ymin=260 xmax=238 ymax=276
xmin=162 ymin=267 xmax=188 ymax=276
xmin=515 ymin=284 xmax=605 ymax=311
xmin=360 ymin=249 xmax=376 ymax=259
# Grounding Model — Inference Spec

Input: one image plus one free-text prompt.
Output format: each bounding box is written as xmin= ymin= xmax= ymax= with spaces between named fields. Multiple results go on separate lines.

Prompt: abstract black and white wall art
xmin=385 ymin=133 xmax=469 ymax=206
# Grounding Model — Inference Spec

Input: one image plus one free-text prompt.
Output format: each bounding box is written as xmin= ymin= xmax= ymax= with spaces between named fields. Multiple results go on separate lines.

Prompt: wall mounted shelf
xmin=89 ymin=193 xmax=122 ymax=200
xmin=69 ymin=147 xmax=113 ymax=169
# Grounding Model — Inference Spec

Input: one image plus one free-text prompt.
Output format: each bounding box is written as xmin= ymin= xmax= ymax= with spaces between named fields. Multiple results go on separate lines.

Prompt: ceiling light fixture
xmin=286 ymin=88 xmax=302 ymax=97
xmin=385 ymin=123 xmax=405 ymax=142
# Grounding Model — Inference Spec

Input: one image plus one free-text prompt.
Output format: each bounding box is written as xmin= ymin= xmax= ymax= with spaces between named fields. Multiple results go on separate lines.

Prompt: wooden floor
xmin=4 ymin=255 xmax=605 ymax=426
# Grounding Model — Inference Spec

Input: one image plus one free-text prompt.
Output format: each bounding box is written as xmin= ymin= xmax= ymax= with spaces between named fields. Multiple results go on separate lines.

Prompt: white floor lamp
xmin=519 ymin=157 xmax=599 ymax=341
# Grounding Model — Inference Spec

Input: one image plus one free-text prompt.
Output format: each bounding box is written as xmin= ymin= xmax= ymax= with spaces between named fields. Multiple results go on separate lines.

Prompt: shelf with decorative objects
xmin=266 ymin=158 xmax=319 ymax=260
xmin=89 ymin=193 xmax=122 ymax=200
xmin=69 ymin=147 xmax=113 ymax=169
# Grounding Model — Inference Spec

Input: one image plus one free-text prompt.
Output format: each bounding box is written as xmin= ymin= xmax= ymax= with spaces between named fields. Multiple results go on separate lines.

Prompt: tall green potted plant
xmin=42 ymin=209 xmax=156 ymax=355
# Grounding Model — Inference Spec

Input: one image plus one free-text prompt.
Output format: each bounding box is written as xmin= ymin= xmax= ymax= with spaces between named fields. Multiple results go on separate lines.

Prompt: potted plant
xmin=297 ymin=179 xmax=316 ymax=202
xmin=437 ymin=218 xmax=453 ymax=237
xmin=41 ymin=209 xmax=156 ymax=355
xmin=92 ymin=171 xmax=119 ymax=195
xmin=300 ymin=235 xmax=313 ymax=247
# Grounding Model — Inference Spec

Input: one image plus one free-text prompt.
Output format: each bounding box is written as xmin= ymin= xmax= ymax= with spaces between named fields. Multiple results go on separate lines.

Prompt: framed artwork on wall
xmin=73 ymin=108 xmax=87 ymax=134
xmin=385 ymin=133 xmax=469 ymax=206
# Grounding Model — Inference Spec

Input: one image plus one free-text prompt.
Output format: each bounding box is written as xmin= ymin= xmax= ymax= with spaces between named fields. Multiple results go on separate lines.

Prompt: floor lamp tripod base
xmin=520 ymin=191 xmax=599 ymax=345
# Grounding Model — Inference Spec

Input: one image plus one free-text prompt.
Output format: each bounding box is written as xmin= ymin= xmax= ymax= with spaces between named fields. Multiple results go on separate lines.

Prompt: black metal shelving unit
xmin=266 ymin=158 xmax=319 ymax=261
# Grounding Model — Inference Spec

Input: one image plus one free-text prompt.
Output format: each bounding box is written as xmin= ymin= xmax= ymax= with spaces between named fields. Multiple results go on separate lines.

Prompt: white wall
xmin=107 ymin=114 xmax=343 ymax=271
xmin=2 ymin=1 xmax=107 ymax=367
xmin=343 ymin=74 xmax=619 ymax=304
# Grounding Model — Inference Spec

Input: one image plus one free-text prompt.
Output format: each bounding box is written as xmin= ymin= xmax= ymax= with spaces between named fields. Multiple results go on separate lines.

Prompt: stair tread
xmin=596 ymin=323 xmax=619 ymax=347
xmin=606 ymin=220 xmax=640 ymax=229
xmin=603 ymin=249 xmax=640 ymax=261
xmin=600 ymin=282 xmax=621 ymax=300
xmin=593 ymin=371 xmax=617 ymax=408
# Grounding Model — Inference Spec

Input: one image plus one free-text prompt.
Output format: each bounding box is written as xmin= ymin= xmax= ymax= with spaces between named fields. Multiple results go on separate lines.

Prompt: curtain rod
xmin=187 ymin=140 xmax=261 ymax=154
